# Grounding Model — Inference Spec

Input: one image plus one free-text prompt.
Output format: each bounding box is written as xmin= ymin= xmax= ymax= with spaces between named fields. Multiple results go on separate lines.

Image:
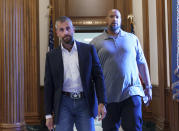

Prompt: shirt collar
xmin=104 ymin=28 xmax=125 ymax=40
xmin=61 ymin=40 xmax=77 ymax=52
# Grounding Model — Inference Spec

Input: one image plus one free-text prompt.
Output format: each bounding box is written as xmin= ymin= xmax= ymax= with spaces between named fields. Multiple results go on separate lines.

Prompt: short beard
xmin=109 ymin=25 xmax=120 ymax=33
xmin=62 ymin=35 xmax=74 ymax=45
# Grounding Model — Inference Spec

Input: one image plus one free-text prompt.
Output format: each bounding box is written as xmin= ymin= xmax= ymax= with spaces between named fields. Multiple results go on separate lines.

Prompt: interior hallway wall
xmin=132 ymin=0 xmax=143 ymax=47
xmin=148 ymin=0 xmax=159 ymax=85
xmin=39 ymin=0 xmax=49 ymax=86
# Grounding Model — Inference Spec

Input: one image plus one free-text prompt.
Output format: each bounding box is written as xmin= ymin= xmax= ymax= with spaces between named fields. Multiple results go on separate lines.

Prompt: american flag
xmin=171 ymin=0 xmax=179 ymax=101
xmin=48 ymin=16 xmax=54 ymax=51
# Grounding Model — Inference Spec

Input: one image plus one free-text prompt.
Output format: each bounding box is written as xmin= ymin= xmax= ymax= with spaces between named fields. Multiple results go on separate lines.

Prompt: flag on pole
xmin=48 ymin=15 xmax=54 ymax=51
xmin=171 ymin=0 xmax=179 ymax=102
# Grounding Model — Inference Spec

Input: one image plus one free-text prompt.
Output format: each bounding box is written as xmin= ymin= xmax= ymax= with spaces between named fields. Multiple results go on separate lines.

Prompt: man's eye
xmin=66 ymin=27 xmax=70 ymax=30
xmin=59 ymin=28 xmax=64 ymax=32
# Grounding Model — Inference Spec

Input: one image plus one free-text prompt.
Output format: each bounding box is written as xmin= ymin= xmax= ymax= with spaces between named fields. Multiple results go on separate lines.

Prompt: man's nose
xmin=64 ymin=29 xmax=68 ymax=34
xmin=114 ymin=17 xmax=118 ymax=21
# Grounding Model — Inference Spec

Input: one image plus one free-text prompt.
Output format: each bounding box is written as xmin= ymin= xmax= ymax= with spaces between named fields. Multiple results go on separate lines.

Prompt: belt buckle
xmin=70 ymin=92 xmax=81 ymax=99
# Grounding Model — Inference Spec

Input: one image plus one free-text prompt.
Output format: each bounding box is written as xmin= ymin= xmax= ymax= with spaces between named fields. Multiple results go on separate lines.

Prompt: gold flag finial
xmin=127 ymin=14 xmax=134 ymax=24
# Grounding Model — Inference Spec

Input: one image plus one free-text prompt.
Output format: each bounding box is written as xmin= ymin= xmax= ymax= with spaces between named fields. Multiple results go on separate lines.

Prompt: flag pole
xmin=47 ymin=1 xmax=54 ymax=52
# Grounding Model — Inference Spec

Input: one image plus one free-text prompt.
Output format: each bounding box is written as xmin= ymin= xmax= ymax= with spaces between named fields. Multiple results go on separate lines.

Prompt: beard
xmin=62 ymin=35 xmax=74 ymax=45
xmin=109 ymin=25 xmax=120 ymax=32
xmin=109 ymin=22 xmax=121 ymax=33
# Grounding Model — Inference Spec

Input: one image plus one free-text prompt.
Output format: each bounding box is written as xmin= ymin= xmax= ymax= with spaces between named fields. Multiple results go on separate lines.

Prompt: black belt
xmin=62 ymin=91 xmax=84 ymax=99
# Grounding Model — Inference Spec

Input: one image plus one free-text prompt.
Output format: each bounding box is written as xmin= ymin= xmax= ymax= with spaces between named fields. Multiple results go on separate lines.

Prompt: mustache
xmin=62 ymin=35 xmax=74 ymax=45
xmin=63 ymin=35 xmax=71 ymax=38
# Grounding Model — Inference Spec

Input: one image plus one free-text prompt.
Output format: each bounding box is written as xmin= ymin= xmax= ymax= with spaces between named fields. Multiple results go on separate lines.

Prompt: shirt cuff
xmin=45 ymin=114 xmax=52 ymax=119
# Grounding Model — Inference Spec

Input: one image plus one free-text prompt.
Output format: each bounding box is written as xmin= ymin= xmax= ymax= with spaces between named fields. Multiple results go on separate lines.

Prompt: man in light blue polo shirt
xmin=90 ymin=9 xmax=152 ymax=131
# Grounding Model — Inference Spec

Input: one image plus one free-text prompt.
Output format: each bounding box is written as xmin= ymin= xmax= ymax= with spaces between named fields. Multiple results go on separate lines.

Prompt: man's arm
xmin=138 ymin=63 xmax=151 ymax=86
xmin=90 ymin=45 xmax=107 ymax=120
xmin=46 ymin=117 xmax=54 ymax=130
xmin=44 ymin=53 xmax=55 ymax=129
xmin=97 ymin=103 xmax=107 ymax=121
xmin=138 ymin=63 xmax=152 ymax=105
xmin=90 ymin=45 xmax=106 ymax=104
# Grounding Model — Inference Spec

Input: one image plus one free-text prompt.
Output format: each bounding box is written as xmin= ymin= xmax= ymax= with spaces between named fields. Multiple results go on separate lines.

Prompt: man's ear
xmin=56 ymin=29 xmax=59 ymax=36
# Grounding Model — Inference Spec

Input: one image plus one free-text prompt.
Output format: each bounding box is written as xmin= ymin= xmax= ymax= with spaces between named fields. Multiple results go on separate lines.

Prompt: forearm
xmin=138 ymin=63 xmax=151 ymax=87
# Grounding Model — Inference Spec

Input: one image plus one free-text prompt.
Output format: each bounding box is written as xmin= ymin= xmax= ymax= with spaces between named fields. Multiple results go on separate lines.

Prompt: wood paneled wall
xmin=155 ymin=0 xmax=168 ymax=130
xmin=23 ymin=0 xmax=40 ymax=125
xmin=0 ymin=0 xmax=25 ymax=130
xmin=0 ymin=0 xmax=40 ymax=129
xmin=142 ymin=0 xmax=150 ymax=68
xmin=141 ymin=0 xmax=175 ymax=130
xmin=142 ymin=0 xmax=179 ymax=130
xmin=142 ymin=0 xmax=153 ymax=120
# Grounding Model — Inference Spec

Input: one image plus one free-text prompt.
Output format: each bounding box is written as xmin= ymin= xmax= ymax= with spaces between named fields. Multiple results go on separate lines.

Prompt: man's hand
xmin=144 ymin=88 xmax=152 ymax=106
xmin=98 ymin=103 xmax=107 ymax=121
xmin=46 ymin=118 xmax=54 ymax=130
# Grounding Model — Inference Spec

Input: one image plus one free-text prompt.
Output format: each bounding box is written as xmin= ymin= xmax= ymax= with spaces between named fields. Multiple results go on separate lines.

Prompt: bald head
xmin=107 ymin=9 xmax=121 ymax=17
xmin=106 ymin=9 xmax=121 ymax=34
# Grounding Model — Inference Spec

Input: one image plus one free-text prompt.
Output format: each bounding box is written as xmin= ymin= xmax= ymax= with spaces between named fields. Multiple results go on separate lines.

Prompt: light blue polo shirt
xmin=90 ymin=29 xmax=146 ymax=103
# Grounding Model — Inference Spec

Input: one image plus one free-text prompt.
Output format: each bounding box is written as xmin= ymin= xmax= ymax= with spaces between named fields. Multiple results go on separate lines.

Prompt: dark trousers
xmin=102 ymin=95 xmax=142 ymax=131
